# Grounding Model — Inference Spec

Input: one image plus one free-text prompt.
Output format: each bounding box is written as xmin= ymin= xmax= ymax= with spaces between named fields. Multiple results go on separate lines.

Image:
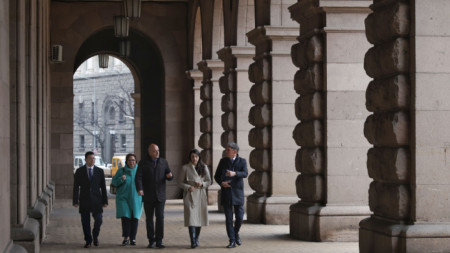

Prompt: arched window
xmin=108 ymin=106 xmax=116 ymax=121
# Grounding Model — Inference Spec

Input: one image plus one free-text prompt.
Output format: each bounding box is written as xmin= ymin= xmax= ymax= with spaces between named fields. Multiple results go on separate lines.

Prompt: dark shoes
xmin=226 ymin=241 xmax=236 ymax=248
xmin=93 ymin=238 xmax=99 ymax=246
xmin=236 ymin=235 xmax=242 ymax=246
xmin=130 ymin=239 xmax=136 ymax=246
xmin=121 ymin=238 xmax=129 ymax=246
xmin=83 ymin=242 xmax=91 ymax=248
xmin=148 ymin=241 xmax=165 ymax=248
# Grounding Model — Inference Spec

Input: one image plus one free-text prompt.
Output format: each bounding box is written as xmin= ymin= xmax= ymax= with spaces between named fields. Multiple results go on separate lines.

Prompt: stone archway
xmin=50 ymin=1 xmax=192 ymax=198
xmin=73 ymin=27 xmax=164 ymax=161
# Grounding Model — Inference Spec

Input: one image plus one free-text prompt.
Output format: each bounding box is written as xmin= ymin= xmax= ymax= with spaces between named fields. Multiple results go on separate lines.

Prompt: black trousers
xmin=223 ymin=204 xmax=244 ymax=243
xmin=144 ymin=201 xmax=165 ymax=243
xmin=121 ymin=217 xmax=139 ymax=240
xmin=80 ymin=212 xmax=102 ymax=243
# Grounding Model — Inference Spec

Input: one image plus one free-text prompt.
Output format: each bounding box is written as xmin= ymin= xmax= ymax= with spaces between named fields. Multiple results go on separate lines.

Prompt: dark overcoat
xmin=214 ymin=156 xmax=248 ymax=206
xmin=135 ymin=157 xmax=173 ymax=202
xmin=73 ymin=165 xmax=108 ymax=214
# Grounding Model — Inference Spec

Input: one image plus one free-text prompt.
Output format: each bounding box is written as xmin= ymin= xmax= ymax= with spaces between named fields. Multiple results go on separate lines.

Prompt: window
xmin=78 ymin=102 xmax=84 ymax=125
xmin=121 ymin=134 xmax=126 ymax=148
xmin=79 ymin=135 xmax=85 ymax=148
xmin=119 ymin=100 xmax=125 ymax=122
xmin=91 ymin=101 xmax=95 ymax=124
xmin=109 ymin=106 xmax=116 ymax=121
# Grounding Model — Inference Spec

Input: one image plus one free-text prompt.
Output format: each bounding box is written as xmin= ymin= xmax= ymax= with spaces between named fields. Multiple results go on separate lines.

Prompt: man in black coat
xmin=214 ymin=142 xmax=248 ymax=248
xmin=135 ymin=144 xmax=173 ymax=248
xmin=73 ymin=151 xmax=108 ymax=248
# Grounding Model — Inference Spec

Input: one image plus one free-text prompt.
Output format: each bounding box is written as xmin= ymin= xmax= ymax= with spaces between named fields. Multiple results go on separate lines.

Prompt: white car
xmin=73 ymin=155 xmax=112 ymax=177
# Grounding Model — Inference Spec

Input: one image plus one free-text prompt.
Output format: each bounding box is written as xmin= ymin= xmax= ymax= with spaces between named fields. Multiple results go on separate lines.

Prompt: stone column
xmin=9 ymin=0 xmax=41 ymax=251
xmin=289 ymin=0 xmax=372 ymax=241
xmin=217 ymin=46 xmax=254 ymax=204
xmin=246 ymin=26 xmax=299 ymax=225
xmin=360 ymin=1 xmax=450 ymax=252
xmin=131 ymin=93 xmax=141 ymax=159
xmin=198 ymin=60 xmax=224 ymax=205
xmin=0 ymin=0 xmax=15 ymax=251
xmin=186 ymin=69 xmax=202 ymax=150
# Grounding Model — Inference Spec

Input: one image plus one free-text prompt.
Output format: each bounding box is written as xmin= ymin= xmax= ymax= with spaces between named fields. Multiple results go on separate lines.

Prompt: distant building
xmin=73 ymin=56 xmax=135 ymax=164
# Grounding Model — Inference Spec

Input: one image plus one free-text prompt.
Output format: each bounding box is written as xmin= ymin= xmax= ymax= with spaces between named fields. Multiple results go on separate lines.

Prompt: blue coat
xmin=112 ymin=164 xmax=143 ymax=219
xmin=214 ymin=156 xmax=248 ymax=206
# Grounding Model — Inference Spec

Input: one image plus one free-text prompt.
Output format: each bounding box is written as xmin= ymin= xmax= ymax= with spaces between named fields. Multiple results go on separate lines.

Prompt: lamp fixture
xmin=124 ymin=0 xmax=141 ymax=19
xmin=114 ymin=16 xmax=129 ymax=38
xmin=119 ymin=40 xmax=131 ymax=57
xmin=98 ymin=54 xmax=109 ymax=68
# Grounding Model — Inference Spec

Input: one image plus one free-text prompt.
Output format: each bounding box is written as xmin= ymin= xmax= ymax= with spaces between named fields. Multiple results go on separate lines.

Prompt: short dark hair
xmin=85 ymin=151 xmax=94 ymax=159
xmin=227 ymin=142 xmax=239 ymax=152
xmin=126 ymin=153 xmax=137 ymax=163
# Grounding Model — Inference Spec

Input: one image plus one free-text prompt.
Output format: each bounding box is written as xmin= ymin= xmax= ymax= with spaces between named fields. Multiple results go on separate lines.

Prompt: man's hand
xmin=188 ymin=186 xmax=195 ymax=192
xmin=166 ymin=172 xmax=173 ymax=179
xmin=226 ymin=170 xmax=236 ymax=177
xmin=103 ymin=204 xmax=108 ymax=208
xmin=221 ymin=181 xmax=231 ymax=188
xmin=73 ymin=204 xmax=79 ymax=208
xmin=138 ymin=190 xmax=144 ymax=196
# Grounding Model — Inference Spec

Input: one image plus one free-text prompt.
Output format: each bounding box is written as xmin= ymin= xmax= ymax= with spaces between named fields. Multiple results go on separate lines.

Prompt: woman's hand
xmin=122 ymin=175 xmax=126 ymax=180
xmin=188 ymin=186 xmax=195 ymax=192
xmin=194 ymin=181 xmax=203 ymax=188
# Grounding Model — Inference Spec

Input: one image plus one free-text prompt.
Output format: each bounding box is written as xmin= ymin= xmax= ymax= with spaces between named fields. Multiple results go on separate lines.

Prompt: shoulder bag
xmin=110 ymin=168 xmax=125 ymax=194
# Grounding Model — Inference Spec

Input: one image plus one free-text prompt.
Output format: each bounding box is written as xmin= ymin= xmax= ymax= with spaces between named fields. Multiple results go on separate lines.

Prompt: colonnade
xmin=188 ymin=0 xmax=450 ymax=252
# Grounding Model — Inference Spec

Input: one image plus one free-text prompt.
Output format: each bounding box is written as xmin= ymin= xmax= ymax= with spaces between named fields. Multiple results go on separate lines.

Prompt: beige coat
xmin=178 ymin=162 xmax=211 ymax=227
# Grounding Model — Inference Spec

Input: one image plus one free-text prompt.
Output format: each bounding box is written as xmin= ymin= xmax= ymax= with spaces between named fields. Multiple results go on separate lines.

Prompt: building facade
xmin=2 ymin=0 xmax=450 ymax=252
xmin=73 ymin=56 xmax=135 ymax=164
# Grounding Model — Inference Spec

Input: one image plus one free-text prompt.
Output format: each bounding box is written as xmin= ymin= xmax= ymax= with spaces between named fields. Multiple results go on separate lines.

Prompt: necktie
xmin=89 ymin=167 xmax=92 ymax=180
xmin=153 ymin=160 xmax=157 ymax=168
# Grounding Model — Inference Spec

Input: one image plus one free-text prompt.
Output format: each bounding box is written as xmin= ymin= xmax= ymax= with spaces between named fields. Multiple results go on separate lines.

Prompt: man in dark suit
xmin=135 ymin=144 xmax=173 ymax=248
xmin=214 ymin=142 xmax=248 ymax=248
xmin=73 ymin=151 xmax=108 ymax=248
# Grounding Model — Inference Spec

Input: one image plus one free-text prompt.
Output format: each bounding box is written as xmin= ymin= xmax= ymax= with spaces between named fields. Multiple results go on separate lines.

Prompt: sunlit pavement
xmin=41 ymin=197 xmax=358 ymax=253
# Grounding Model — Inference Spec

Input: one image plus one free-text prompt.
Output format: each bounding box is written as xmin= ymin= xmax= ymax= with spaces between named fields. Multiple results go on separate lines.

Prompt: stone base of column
xmin=247 ymin=194 xmax=298 ymax=225
xmin=28 ymin=200 xmax=46 ymax=243
xmin=3 ymin=240 xmax=27 ymax=253
xmin=207 ymin=184 xmax=220 ymax=205
xmin=12 ymin=217 xmax=40 ymax=253
xmin=360 ymin=217 xmax=450 ymax=253
xmin=290 ymin=202 xmax=370 ymax=241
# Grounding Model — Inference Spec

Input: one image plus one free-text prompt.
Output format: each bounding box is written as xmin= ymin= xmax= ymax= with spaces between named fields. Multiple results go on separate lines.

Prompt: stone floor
xmin=41 ymin=198 xmax=359 ymax=253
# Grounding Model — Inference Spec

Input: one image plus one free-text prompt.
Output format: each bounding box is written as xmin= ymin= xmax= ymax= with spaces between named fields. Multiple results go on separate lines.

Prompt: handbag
xmin=109 ymin=168 xmax=125 ymax=194
xmin=110 ymin=182 xmax=117 ymax=194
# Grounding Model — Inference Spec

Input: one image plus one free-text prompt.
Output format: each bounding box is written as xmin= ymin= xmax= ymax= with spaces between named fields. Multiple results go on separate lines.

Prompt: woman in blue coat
xmin=111 ymin=153 xmax=143 ymax=246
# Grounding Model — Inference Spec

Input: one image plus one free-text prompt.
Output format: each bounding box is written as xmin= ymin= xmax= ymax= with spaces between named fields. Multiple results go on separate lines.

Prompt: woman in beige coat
xmin=178 ymin=149 xmax=211 ymax=248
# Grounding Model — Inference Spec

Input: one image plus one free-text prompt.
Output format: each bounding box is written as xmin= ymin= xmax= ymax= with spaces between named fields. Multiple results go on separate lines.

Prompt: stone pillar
xmin=198 ymin=60 xmax=224 ymax=205
xmin=0 ymin=0 xmax=14 ymax=251
xmin=289 ymin=0 xmax=372 ymax=241
xmin=186 ymin=69 xmax=202 ymax=150
xmin=360 ymin=1 xmax=450 ymax=252
xmin=9 ymin=0 xmax=41 ymax=251
xmin=246 ymin=26 xmax=299 ymax=225
xmin=217 ymin=46 xmax=255 ymax=208
xmin=131 ymin=93 xmax=141 ymax=160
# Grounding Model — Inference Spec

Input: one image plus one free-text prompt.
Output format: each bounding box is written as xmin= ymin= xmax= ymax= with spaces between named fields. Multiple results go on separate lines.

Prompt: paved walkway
xmin=41 ymin=198 xmax=358 ymax=253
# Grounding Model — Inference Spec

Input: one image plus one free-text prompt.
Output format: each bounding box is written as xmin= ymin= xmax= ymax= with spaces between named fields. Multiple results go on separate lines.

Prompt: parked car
xmin=73 ymin=155 xmax=112 ymax=177
xmin=111 ymin=155 xmax=126 ymax=177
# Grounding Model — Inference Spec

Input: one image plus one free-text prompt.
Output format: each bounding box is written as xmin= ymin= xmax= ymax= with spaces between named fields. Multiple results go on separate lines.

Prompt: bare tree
xmin=73 ymin=72 xmax=135 ymax=163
